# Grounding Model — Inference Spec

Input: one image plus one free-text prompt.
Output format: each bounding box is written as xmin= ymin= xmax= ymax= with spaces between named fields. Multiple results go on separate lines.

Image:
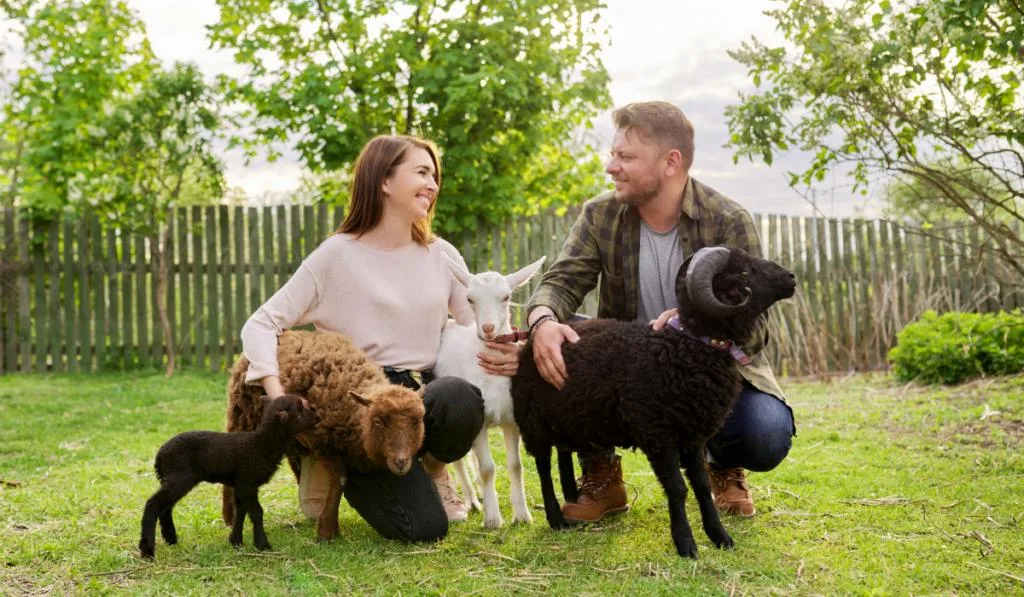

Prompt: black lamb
xmin=511 ymin=246 xmax=797 ymax=559
xmin=139 ymin=394 xmax=317 ymax=559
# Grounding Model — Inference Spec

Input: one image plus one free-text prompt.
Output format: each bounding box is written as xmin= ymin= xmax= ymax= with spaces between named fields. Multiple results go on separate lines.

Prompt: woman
xmin=241 ymin=135 xmax=506 ymax=542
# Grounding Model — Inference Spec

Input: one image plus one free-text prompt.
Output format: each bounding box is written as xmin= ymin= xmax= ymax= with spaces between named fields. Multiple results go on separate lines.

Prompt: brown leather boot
xmin=707 ymin=465 xmax=756 ymax=517
xmin=561 ymin=454 xmax=629 ymax=523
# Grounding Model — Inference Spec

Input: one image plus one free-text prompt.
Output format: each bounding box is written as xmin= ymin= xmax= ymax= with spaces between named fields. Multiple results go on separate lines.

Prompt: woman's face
xmin=382 ymin=147 xmax=439 ymax=223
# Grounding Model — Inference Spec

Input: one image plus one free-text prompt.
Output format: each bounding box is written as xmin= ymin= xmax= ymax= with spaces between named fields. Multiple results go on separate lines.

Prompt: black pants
xmin=342 ymin=376 xmax=484 ymax=542
xmin=582 ymin=382 xmax=795 ymax=472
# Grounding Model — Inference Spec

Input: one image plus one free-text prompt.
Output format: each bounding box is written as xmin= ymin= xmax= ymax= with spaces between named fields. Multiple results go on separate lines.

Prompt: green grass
xmin=1 ymin=371 xmax=1022 ymax=595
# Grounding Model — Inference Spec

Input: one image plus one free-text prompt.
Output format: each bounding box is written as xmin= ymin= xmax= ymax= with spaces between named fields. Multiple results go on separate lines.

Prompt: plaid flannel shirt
xmin=527 ymin=176 xmax=786 ymax=402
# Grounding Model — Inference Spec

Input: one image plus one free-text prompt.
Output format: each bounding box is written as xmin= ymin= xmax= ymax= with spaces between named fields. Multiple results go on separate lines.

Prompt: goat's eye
xmin=373 ymin=417 xmax=384 ymax=427
xmin=467 ymin=298 xmax=475 ymax=305
xmin=502 ymin=296 xmax=510 ymax=303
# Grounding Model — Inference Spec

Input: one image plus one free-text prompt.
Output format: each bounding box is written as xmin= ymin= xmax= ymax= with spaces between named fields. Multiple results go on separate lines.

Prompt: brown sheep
xmin=223 ymin=330 xmax=426 ymax=542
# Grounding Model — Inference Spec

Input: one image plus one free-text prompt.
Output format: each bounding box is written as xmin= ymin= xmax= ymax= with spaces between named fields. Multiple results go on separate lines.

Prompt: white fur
xmin=434 ymin=254 xmax=546 ymax=529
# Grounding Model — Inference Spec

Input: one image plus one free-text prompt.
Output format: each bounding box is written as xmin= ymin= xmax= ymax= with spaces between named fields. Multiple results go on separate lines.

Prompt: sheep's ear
xmin=442 ymin=252 xmax=473 ymax=288
xmin=349 ymin=391 xmax=372 ymax=407
xmin=506 ymin=256 xmax=546 ymax=290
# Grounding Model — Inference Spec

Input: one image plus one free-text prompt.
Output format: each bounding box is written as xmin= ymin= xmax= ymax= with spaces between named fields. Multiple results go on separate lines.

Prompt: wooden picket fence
xmin=0 ymin=206 xmax=1021 ymax=377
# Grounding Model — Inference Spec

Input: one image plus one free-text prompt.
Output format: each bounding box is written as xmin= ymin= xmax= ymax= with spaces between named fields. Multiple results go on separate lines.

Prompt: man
xmin=523 ymin=101 xmax=795 ymax=523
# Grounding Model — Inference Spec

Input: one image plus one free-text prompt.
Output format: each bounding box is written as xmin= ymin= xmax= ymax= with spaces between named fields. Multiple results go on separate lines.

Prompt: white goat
xmin=435 ymin=254 xmax=546 ymax=529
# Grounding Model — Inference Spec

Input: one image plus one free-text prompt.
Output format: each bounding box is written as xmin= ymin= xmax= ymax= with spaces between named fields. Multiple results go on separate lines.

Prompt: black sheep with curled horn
xmin=511 ymin=246 xmax=797 ymax=559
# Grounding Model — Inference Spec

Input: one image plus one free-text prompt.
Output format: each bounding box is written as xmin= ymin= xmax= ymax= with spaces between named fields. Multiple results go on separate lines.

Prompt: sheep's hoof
xmin=711 ymin=531 xmax=735 ymax=550
xmin=138 ymin=542 xmax=155 ymax=560
xmin=675 ymin=538 xmax=699 ymax=560
xmin=546 ymin=513 xmax=570 ymax=530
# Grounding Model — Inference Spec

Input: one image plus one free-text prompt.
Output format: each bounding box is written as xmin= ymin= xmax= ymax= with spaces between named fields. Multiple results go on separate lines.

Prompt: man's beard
xmin=614 ymin=177 xmax=661 ymax=207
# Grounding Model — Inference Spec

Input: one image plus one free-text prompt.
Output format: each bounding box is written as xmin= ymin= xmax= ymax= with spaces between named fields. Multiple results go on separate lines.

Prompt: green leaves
xmin=207 ymin=0 xmax=611 ymax=235
xmin=888 ymin=310 xmax=1024 ymax=384
xmin=726 ymin=0 xmax=1023 ymax=277
xmin=1 ymin=0 xmax=157 ymax=218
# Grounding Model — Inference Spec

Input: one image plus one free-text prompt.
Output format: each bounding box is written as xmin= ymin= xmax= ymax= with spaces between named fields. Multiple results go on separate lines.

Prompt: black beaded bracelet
xmin=528 ymin=314 xmax=556 ymax=339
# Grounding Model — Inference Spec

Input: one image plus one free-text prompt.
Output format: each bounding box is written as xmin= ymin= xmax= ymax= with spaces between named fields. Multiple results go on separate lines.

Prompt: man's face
xmin=605 ymin=128 xmax=665 ymax=207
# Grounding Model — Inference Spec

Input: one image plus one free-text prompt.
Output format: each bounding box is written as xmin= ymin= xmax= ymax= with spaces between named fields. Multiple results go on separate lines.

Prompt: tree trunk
xmin=151 ymin=224 xmax=176 ymax=377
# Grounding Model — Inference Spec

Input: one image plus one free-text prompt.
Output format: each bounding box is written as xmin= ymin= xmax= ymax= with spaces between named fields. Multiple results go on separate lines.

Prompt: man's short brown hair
xmin=612 ymin=101 xmax=695 ymax=172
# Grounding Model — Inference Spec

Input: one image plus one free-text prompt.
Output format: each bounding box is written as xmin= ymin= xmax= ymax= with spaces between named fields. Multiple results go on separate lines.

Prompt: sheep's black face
xmin=675 ymin=247 xmax=796 ymax=321
xmin=718 ymin=251 xmax=796 ymax=315
xmin=264 ymin=394 xmax=319 ymax=434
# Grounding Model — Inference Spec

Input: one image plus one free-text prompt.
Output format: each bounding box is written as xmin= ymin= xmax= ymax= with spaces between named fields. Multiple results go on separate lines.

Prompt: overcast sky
xmin=20 ymin=0 xmax=882 ymax=217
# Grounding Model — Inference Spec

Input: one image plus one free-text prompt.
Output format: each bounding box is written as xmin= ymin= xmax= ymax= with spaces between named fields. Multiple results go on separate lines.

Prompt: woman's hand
xmin=478 ymin=342 xmax=523 ymax=377
xmin=261 ymin=375 xmax=286 ymax=398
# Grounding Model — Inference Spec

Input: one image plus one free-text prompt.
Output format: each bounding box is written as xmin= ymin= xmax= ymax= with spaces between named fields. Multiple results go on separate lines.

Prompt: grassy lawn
xmin=1 ymin=371 xmax=1022 ymax=595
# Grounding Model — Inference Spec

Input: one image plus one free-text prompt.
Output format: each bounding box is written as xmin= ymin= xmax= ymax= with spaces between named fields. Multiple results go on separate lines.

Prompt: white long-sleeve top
xmin=240 ymin=233 xmax=474 ymax=383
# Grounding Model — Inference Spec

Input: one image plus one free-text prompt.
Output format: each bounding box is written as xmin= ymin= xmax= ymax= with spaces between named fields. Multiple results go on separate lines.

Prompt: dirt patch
xmin=950 ymin=419 xmax=1024 ymax=447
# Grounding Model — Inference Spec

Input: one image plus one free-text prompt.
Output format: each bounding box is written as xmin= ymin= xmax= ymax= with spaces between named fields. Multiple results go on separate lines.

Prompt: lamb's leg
xmin=221 ymin=486 xmax=235 ymax=527
xmin=316 ymin=459 xmax=345 ymax=543
xmin=556 ymin=448 xmax=578 ymax=503
xmin=645 ymin=448 xmax=698 ymax=559
xmin=534 ymin=447 xmax=569 ymax=530
xmin=139 ymin=478 xmax=195 ymax=559
xmin=501 ymin=423 xmax=532 ymax=525
xmin=241 ymin=486 xmax=272 ymax=551
xmin=158 ymin=509 xmax=177 ymax=546
xmin=681 ymin=449 xmax=733 ymax=549
xmin=473 ymin=428 xmax=503 ymax=529
xmin=229 ymin=489 xmax=249 ymax=547
xmin=452 ymin=457 xmax=482 ymax=512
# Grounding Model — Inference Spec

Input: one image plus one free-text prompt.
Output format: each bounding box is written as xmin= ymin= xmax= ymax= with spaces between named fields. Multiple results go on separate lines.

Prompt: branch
xmin=315 ymin=0 xmax=349 ymax=71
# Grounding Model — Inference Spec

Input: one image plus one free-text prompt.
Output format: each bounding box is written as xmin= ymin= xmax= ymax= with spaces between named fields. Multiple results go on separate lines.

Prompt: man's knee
xmin=710 ymin=388 xmax=794 ymax=471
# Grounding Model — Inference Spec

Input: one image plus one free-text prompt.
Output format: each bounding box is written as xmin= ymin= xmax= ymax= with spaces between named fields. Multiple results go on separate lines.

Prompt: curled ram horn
xmin=685 ymin=247 xmax=749 ymax=318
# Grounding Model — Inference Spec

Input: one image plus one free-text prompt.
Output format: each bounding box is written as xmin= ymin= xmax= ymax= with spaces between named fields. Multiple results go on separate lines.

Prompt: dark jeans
xmin=582 ymin=382 xmax=795 ymax=473
xmin=343 ymin=375 xmax=484 ymax=542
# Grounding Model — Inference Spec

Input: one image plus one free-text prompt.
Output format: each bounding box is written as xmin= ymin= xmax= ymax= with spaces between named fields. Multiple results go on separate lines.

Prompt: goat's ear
xmin=349 ymin=391 xmax=372 ymax=407
xmin=276 ymin=410 xmax=290 ymax=423
xmin=442 ymin=252 xmax=473 ymax=288
xmin=259 ymin=395 xmax=273 ymax=411
xmin=506 ymin=256 xmax=546 ymax=289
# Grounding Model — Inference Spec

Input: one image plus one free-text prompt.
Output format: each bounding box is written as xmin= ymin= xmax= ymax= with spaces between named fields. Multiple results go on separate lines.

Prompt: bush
xmin=888 ymin=310 xmax=1024 ymax=384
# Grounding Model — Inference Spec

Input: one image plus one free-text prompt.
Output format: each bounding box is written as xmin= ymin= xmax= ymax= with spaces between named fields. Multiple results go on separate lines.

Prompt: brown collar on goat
xmin=491 ymin=328 xmax=529 ymax=344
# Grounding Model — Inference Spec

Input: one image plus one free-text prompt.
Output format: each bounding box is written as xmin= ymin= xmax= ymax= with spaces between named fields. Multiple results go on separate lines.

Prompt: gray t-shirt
xmin=637 ymin=220 xmax=685 ymax=323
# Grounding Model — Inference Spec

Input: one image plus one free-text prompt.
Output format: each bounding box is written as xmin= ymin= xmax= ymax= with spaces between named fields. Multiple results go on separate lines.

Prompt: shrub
xmin=888 ymin=310 xmax=1024 ymax=384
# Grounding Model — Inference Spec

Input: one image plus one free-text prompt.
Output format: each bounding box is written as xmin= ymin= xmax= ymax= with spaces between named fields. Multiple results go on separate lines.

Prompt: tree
xmin=882 ymin=156 xmax=1017 ymax=225
xmin=0 ymin=0 xmax=156 ymax=217
xmin=78 ymin=62 xmax=225 ymax=376
xmin=725 ymin=0 xmax=1024 ymax=278
xmin=207 ymin=0 xmax=611 ymax=235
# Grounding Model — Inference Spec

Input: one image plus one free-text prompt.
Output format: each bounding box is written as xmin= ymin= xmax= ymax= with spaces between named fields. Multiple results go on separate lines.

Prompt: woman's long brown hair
xmin=336 ymin=135 xmax=441 ymax=246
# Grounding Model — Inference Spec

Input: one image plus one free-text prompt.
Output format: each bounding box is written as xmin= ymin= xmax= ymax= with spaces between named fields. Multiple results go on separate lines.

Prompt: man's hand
xmin=479 ymin=341 xmax=522 ymax=377
xmin=650 ymin=308 xmax=679 ymax=332
xmin=531 ymin=320 xmax=579 ymax=390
